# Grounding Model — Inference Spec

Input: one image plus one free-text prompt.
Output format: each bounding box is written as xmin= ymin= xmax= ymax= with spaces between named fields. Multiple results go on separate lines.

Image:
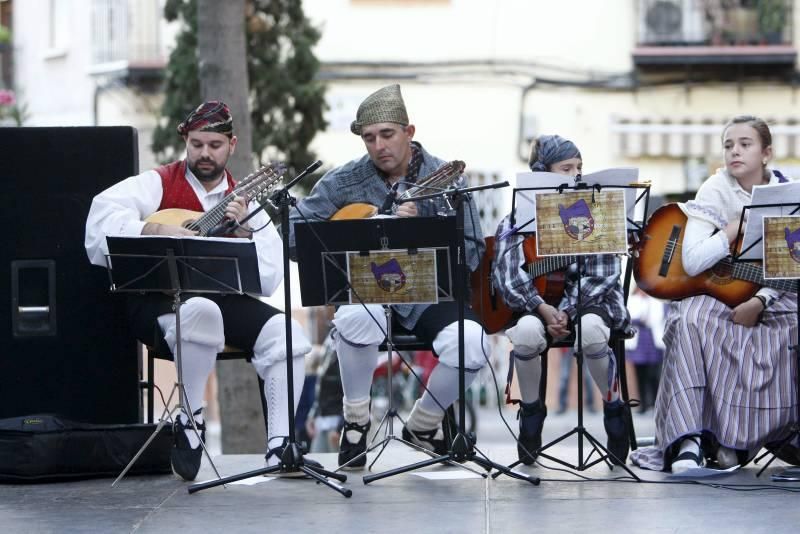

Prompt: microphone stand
xmin=362 ymin=181 xmax=540 ymax=486
xmin=189 ymin=161 xmax=353 ymax=497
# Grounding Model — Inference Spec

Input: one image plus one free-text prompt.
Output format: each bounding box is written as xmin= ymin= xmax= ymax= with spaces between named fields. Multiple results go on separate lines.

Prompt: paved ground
xmin=2 ymin=407 xmax=799 ymax=533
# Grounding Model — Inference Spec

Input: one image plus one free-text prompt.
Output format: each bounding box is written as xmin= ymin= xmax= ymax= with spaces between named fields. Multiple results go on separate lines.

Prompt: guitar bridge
xmin=659 ymin=224 xmax=682 ymax=277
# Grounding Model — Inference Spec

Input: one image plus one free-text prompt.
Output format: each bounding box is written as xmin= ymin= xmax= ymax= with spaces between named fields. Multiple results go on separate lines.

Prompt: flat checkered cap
xmin=350 ymin=84 xmax=409 ymax=135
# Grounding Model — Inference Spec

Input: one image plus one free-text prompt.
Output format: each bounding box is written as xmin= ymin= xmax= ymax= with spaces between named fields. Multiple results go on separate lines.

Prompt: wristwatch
xmin=754 ymin=294 xmax=768 ymax=310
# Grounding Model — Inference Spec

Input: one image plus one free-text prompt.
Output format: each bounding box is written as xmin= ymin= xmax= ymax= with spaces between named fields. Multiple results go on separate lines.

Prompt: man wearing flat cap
xmin=288 ymin=85 xmax=487 ymax=468
xmin=86 ymin=101 xmax=312 ymax=481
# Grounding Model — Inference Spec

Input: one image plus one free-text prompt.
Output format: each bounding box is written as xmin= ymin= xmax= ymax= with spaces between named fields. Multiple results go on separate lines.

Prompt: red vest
xmin=155 ymin=160 xmax=236 ymax=211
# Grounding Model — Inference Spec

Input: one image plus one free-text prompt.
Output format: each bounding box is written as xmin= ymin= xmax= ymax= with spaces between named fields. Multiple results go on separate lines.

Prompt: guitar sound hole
xmin=709 ymin=263 xmax=734 ymax=284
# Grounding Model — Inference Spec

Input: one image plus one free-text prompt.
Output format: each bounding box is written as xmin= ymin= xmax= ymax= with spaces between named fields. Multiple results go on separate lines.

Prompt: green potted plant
xmin=758 ymin=0 xmax=786 ymax=44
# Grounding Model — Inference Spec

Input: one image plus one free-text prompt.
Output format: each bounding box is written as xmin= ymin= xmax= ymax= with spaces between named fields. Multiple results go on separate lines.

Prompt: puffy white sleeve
xmin=84 ymin=171 xmax=163 ymax=266
xmin=681 ymin=217 xmax=730 ymax=276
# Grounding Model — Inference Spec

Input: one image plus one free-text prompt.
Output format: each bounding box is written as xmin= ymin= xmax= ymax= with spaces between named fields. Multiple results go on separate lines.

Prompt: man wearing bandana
xmin=85 ymin=101 xmax=312 ymax=481
xmin=492 ymin=134 xmax=631 ymax=467
xmin=288 ymin=85 xmax=488 ymax=468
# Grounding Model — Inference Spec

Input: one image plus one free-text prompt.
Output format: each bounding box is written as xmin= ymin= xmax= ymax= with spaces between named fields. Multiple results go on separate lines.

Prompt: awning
xmin=610 ymin=117 xmax=800 ymax=159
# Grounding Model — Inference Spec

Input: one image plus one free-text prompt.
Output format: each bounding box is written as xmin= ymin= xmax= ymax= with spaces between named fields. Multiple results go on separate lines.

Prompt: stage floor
xmin=1 ymin=410 xmax=798 ymax=533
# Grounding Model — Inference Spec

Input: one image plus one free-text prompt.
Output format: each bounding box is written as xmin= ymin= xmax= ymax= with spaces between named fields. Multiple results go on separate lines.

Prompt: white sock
xmin=341 ymin=397 xmax=370 ymax=446
xmin=342 ymin=396 xmax=371 ymax=426
xmin=584 ymin=349 xmax=620 ymax=404
xmin=264 ymin=355 xmax=305 ymax=452
xmin=407 ymin=399 xmax=444 ymax=432
xmin=173 ymin=340 xmax=217 ymax=449
xmin=336 ymin=340 xmax=379 ymax=401
xmin=418 ymin=363 xmax=479 ymax=416
xmin=678 ymin=436 xmax=701 ymax=458
xmin=514 ymin=353 xmax=542 ymax=404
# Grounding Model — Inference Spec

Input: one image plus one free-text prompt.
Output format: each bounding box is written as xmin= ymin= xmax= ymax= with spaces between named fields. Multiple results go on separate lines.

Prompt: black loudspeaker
xmin=0 ymin=127 xmax=140 ymax=424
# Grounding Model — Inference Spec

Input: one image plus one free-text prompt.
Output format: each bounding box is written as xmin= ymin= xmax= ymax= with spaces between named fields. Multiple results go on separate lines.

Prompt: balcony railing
xmin=637 ymin=0 xmax=793 ymax=47
xmin=90 ymin=0 xmax=165 ymax=77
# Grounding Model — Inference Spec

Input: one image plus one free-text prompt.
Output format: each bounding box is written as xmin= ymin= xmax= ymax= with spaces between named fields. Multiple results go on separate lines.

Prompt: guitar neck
xmin=189 ymin=165 xmax=282 ymax=235
xmin=191 ymin=197 xmax=234 ymax=235
xmin=526 ymin=255 xmax=579 ymax=279
xmin=728 ymin=259 xmax=798 ymax=292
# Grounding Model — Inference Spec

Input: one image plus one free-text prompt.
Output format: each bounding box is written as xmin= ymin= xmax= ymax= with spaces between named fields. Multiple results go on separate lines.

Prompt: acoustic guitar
xmin=633 ymin=203 xmax=795 ymax=307
xmin=330 ymin=160 xmax=466 ymax=220
xmin=471 ymin=234 xmax=578 ymax=334
xmin=145 ymin=163 xmax=286 ymax=235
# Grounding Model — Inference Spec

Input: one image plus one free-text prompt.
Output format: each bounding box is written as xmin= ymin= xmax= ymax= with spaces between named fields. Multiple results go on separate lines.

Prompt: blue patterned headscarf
xmin=529 ymin=135 xmax=582 ymax=172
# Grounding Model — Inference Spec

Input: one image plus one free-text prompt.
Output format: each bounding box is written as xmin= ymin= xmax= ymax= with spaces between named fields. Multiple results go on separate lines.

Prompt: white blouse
xmin=681 ymin=168 xmax=786 ymax=305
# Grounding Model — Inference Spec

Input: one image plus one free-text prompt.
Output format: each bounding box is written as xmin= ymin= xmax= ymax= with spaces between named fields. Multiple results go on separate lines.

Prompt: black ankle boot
xmin=603 ymin=400 xmax=630 ymax=466
xmin=517 ymin=400 xmax=547 ymax=465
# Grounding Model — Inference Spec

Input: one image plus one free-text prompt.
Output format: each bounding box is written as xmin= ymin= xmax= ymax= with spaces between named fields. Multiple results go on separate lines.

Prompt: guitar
xmin=330 ymin=160 xmax=467 ymax=220
xmin=633 ymin=203 xmax=795 ymax=307
xmin=145 ymin=163 xmax=286 ymax=235
xmin=471 ymin=234 xmax=578 ymax=334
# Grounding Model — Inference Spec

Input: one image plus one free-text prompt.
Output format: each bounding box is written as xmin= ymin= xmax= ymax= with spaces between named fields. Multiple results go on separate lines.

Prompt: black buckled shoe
xmin=603 ymin=401 xmax=631 ymax=466
xmin=338 ymin=420 xmax=370 ymax=469
xmin=517 ymin=400 xmax=547 ymax=465
xmin=402 ymin=425 xmax=448 ymax=456
xmin=171 ymin=411 xmax=205 ymax=481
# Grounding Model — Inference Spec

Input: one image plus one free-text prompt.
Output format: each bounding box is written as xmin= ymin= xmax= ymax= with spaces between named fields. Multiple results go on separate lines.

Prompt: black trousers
xmin=128 ymin=293 xmax=282 ymax=353
xmin=393 ymin=301 xmax=481 ymax=357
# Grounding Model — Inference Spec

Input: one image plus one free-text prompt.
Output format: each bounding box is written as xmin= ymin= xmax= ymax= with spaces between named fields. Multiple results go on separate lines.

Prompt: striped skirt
xmin=630 ymin=292 xmax=798 ymax=471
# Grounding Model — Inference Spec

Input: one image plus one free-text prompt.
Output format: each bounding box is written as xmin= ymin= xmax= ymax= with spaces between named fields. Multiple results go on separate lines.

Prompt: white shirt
xmin=84 ymin=166 xmax=284 ymax=296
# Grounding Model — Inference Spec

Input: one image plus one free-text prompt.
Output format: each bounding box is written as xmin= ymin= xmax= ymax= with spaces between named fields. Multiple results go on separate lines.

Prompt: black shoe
xmin=338 ymin=420 xmax=369 ymax=469
xmin=517 ymin=400 xmax=547 ymax=465
xmin=171 ymin=411 xmax=205 ymax=481
xmin=603 ymin=401 xmax=630 ymax=466
xmin=265 ymin=437 xmax=325 ymax=477
xmin=402 ymin=425 xmax=448 ymax=455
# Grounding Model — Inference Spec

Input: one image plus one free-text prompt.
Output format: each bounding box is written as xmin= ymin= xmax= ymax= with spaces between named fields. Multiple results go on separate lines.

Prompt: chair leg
xmin=147 ymin=348 xmax=155 ymax=424
xmin=539 ymin=350 xmax=548 ymax=404
xmin=614 ymin=338 xmax=638 ymax=450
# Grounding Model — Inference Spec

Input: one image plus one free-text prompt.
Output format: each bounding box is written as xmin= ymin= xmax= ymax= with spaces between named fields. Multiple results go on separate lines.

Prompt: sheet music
xmin=739 ymin=182 xmax=800 ymax=260
xmin=514 ymin=167 xmax=639 ymax=233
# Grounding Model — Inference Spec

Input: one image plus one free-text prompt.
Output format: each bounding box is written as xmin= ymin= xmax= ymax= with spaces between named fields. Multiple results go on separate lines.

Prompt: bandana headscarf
xmin=176 ymin=101 xmax=233 ymax=137
xmin=351 ymin=84 xmax=409 ymax=135
xmin=529 ymin=135 xmax=581 ymax=172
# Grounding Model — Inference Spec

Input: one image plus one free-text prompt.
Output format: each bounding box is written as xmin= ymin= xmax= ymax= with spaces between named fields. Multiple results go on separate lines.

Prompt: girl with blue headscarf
xmin=489 ymin=135 xmax=631 ymax=467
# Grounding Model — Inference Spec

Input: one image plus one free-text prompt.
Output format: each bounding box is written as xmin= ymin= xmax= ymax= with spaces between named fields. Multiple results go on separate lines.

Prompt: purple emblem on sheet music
xmin=370 ymin=258 xmax=407 ymax=292
xmin=558 ymin=198 xmax=595 ymax=241
xmin=784 ymin=226 xmax=800 ymax=263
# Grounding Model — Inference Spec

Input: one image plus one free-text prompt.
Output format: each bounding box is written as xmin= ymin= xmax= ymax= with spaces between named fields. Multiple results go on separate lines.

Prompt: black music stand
xmin=496 ymin=178 xmax=649 ymax=477
xmin=331 ymin=185 xmax=537 ymax=485
xmin=105 ymin=235 xmax=260 ymax=486
xmin=731 ymin=204 xmax=800 ymax=477
xmin=295 ymin=216 xmax=488 ymax=475
xmin=187 ymin=163 xmax=352 ymax=498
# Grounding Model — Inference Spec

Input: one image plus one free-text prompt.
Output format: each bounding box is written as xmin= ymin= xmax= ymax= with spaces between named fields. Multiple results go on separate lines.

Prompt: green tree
xmin=153 ymin=0 xmax=327 ymax=193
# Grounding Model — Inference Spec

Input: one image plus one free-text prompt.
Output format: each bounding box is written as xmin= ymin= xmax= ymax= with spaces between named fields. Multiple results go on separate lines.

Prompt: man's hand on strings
xmin=225 ymin=195 xmax=253 ymax=238
xmin=537 ymin=303 xmax=570 ymax=338
xmin=395 ymin=201 xmax=418 ymax=218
